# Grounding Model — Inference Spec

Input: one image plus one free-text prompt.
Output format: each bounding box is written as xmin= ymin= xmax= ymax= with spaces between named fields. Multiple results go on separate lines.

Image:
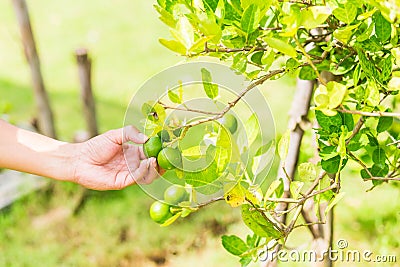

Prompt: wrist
xmin=47 ymin=142 xmax=81 ymax=183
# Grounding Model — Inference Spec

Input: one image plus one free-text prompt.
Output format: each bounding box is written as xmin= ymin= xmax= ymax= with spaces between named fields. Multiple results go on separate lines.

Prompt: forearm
xmin=0 ymin=120 xmax=77 ymax=181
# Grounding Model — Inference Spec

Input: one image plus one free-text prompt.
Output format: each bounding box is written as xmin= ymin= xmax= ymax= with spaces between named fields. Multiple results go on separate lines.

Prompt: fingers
xmin=131 ymin=158 xmax=160 ymax=185
xmin=123 ymin=125 xmax=148 ymax=144
xmin=124 ymin=143 xmax=146 ymax=161
xmin=105 ymin=125 xmax=147 ymax=145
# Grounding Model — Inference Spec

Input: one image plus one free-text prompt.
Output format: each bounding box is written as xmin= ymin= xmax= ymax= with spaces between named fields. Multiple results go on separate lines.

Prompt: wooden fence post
xmin=12 ymin=0 xmax=56 ymax=138
xmin=73 ymin=49 xmax=98 ymax=215
xmin=75 ymin=48 xmax=98 ymax=137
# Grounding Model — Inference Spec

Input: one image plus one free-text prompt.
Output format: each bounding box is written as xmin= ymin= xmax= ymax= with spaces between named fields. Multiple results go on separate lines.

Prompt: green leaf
xmin=278 ymin=130 xmax=290 ymax=162
xmin=241 ymin=0 xmax=271 ymax=10
xmin=232 ymin=53 xmax=248 ymax=73
xmin=356 ymin=49 xmax=380 ymax=82
xmin=328 ymin=81 xmax=347 ymax=108
xmin=264 ymin=37 xmax=297 ymax=59
xmin=215 ymin=0 xmax=225 ymax=20
xmin=245 ymin=113 xmax=259 ymax=146
xmin=290 ymin=181 xmax=304 ymax=199
xmin=321 ymin=155 xmax=346 ymax=174
xmin=168 ymin=87 xmax=182 ymax=104
xmin=241 ymin=204 xmax=283 ymax=239
xmin=372 ymin=147 xmax=386 ymax=166
xmin=314 ymin=81 xmax=347 ymax=114
xmin=332 ymin=2 xmax=357 ymax=24
xmin=180 ymin=207 xmax=192 ymax=217
xmin=224 ymin=183 xmax=246 ymax=207
xmin=239 ymin=256 xmax=252 ymax=267
xmin=141 ymin=101 xmax=166 ymax=124
xmin=189 ymin=36 xmax=213 ymax=52
xmin=377 ymin=115 xmax=393 ymax=133
xmin=380 ymin=55 xmax=393 ymax=82
xmin=325 ymin=192 xmax=345 ymax=215
xmin=203 ymin=0 xmax=219 ymax=12
xmin=194 ymin=10 xmax=222 ymax=43
xmin=300 ymin=6 xmax=331 ymax=30
xmin=264 ymin=179 xmax=282 ymax=200
xmin=367 ymin=134 xmax=379 ymax=147
xmin=366 ymin=80 xmax=380 ymax=107
xmin=174 ymin=16 xmax=195 ymax=49
xmin=333 ymin=23 xmax=360 ymax=44
xmin=160 ymin=211 xmax=182 ymax=227
xmin=357 ymin=8 xmax=377 ymax=20
xmin=241 ymin=4 xmax=261 ymax=35
xmin=370 ymin=163 xmax=389 ymax=177
xmin=357 ymin=23 xmax=374 ymax=42
xmin=184 ymin=161 xmax=221 ymax=194
xmin=221 ymin=235 xmax=249 ymax=256
xmin=299 ymin=65 xmax=317 ymax=80
xmin=255 ymin=140 xmax=273 ymax=156
xmin=337 ymin=127 xmax=347 ymax=158
xmin=341 ymin=112 xmax=354 ymax=131
xmin=155 ymin=5 xmax=176 ymax=28
xmin=251 ymin=51 xmax=264 ymax=65
xmin=298 ymin=162 xmax=317 ymax=182
xmin=159 ymin=38 xmax=187 ymax=55
xmin=201 ymin=68 xmax=219 ymax=99
xmin=315 ymin=110 xmax=342 ymax=130
xmin=374 ymin=12 xmax=391 ymax=42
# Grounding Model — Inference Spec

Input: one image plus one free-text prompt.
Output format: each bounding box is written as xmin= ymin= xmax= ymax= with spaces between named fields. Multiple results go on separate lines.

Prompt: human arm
xmin=0 ymin=120 xmax=161 ymax=190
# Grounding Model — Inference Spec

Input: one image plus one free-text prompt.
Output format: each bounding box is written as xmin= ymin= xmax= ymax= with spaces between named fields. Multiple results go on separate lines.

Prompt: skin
xmin=0 ymin=120 xmax=163 ymax=190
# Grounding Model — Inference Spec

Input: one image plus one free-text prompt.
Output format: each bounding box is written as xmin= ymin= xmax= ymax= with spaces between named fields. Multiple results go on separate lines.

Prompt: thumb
xmin=123 ymin=125 xmax=148 ymax=144
xmin=105 ymin=125 xmax=147 ymax=145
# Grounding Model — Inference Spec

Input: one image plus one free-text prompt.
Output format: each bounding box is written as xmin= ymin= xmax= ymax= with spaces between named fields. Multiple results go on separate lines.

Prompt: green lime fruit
xmin=164 ymin=185 xmax=188 ymax=205
xmin=143 ymin=136 xmax=162 ymax=158
xmin=157 ymin=147 xmax=182 ymax=170
xmin=219 ymin=114 xmax=238 ymax=134
xmin=157 ymin=129 xmax=171 ymax=142
xmin=149 ymin=201 xmax=173 ymax=224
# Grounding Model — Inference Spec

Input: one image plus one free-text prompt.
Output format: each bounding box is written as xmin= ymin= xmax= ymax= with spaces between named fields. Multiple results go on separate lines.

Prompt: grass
xmin=0 ymin=0 xmax=399 ymax=266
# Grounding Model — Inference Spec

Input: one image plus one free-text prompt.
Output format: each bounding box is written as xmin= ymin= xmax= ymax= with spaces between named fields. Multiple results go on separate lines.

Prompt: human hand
xmin=71 ymin=126 xmax=162 ymax=190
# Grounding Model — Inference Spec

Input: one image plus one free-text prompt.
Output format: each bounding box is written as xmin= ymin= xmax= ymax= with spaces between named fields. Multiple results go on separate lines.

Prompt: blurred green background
xmin=0 ymin=1 xmax=398 ymax=266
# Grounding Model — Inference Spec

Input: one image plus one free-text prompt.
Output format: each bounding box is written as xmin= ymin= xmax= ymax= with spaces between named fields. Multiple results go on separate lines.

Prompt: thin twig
xmin=293 ymin=220 xmax=326 ymax=230
xmin=294 ymin=35 xmax=325 ymax=85
xmin=363 ymin=177 xmax=400 ymax=181
xmin=285 ymin=205 xmax=304 ymax=235
xmin=346 ymin=117 xmax=365 ymax=145
xmin=266 ymin=197 xmax=300 ymax=203
xmin=196 ymin=196 xmax=224 ymax=208
xmin=348 ymin=151 xmax=374 ymax=178
xmin=338 ymin=108 xmax=400 ymax=118
xmin=158 ymin=101 xmax=220 ymax=115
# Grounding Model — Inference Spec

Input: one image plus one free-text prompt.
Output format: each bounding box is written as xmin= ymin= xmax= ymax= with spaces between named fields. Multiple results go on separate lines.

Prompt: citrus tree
xmin=141 ymin=0 xmax=400 ymax=266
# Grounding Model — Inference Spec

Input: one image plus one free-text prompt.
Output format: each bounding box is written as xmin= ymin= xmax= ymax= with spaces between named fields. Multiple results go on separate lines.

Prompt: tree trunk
xmin=263 ymin=78 xmax=315 ymax=267
xmin=12 ymin=0 xmax=56 ymax=138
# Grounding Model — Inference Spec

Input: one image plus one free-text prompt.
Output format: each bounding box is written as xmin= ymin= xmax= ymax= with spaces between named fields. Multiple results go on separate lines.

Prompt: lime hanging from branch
xmin=157 ymin=147 xmax=182 ymax=170
xmin=149 ymin=201 xmax=173 ymax=224
xmin=143 ymin=136 xmax=162 ymax=158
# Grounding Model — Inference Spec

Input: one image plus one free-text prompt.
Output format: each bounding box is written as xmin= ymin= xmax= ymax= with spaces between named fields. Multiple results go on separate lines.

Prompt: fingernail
xmin=152 ymin=158 xmax=157 ymax=168
xmin=138 ymin=133 xmax=148 ymax=142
